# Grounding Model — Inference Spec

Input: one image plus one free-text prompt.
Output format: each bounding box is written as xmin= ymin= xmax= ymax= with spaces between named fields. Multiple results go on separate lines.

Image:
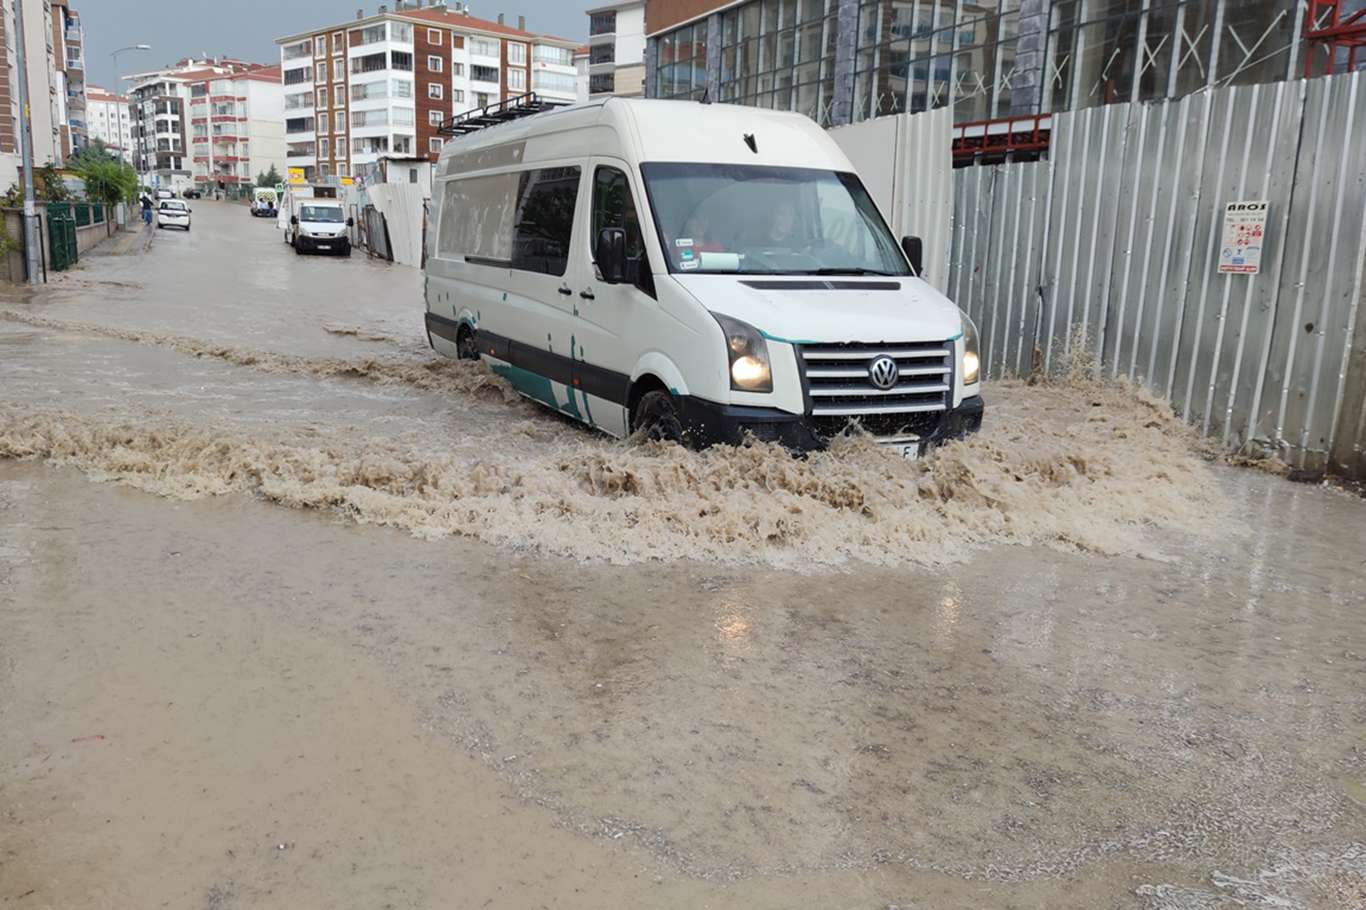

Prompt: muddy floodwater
xmin=1 ymin=203 xmax=1363 ymax=909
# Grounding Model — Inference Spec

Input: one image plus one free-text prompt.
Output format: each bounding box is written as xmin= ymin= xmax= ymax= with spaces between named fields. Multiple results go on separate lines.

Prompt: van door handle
xmin=579 ymin=289 xmax=596 ymax=300
xmin=558 ymin=285 xmax=573 ymax=296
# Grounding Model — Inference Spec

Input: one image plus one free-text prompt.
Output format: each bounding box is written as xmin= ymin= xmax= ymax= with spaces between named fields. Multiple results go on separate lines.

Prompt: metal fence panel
xmin=947 ymin=70 xmax=1366 ymax=479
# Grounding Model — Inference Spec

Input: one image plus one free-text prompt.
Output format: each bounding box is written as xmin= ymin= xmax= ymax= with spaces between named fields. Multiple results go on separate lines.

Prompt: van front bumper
xmin=677 ymin=395 xmax=984 ymax=453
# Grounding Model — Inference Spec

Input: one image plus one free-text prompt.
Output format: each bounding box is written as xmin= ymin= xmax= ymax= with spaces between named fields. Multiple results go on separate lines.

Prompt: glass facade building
xmin=646 ymin=0 xmax=1329 ymax=126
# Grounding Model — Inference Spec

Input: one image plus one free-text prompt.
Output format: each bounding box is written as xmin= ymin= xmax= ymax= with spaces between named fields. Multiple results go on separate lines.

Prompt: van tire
xmin=632 ymin=390 xmax=685 ymax=445
xmin=455 ymin=325 xmax=479 ymax=360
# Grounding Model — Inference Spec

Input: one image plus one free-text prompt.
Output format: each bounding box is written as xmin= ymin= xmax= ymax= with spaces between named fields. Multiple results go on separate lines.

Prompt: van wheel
xmin=456 ymin=325 xmax=479 ymax=360
xmin=632 ymin=390 xmax=685 ymax=445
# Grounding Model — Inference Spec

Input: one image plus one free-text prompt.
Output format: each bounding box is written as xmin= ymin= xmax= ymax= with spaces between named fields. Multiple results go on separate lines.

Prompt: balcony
xmin=66 ymin=27 xmax=81 ymax=43
xmin=66 ymin=57 xmax=84 ymax=71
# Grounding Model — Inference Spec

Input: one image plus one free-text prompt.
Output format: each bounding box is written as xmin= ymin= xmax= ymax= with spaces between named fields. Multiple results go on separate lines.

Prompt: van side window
xmin=592 ymin=166 xmax=652 ymax=293
xmin=511 ymin=166 xmax=580 ymax=277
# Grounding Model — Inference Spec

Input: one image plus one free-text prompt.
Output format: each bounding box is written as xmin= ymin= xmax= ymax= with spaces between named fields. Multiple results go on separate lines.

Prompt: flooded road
xmin=1 ymin=203 xmax=1363 ymax=908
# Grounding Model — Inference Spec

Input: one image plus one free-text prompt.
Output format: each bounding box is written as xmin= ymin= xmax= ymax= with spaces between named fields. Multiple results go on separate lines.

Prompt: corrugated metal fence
xmin=948 ymin=71 xmax=1366 ymax=478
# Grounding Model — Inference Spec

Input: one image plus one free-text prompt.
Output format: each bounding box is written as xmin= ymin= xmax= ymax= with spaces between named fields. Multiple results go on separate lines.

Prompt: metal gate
xmin=46 ymin=206 xmax=77 ymax=272
xmin=948 ymin=70 xmax=1366 ymax=477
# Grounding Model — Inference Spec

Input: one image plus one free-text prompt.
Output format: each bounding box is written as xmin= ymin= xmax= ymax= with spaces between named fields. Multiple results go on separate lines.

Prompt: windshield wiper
xmin=802 ymin=268 xmax=895 ymax=276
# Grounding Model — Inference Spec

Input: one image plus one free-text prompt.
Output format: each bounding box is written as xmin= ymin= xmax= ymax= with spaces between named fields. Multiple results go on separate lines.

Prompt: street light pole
xmin=111 ymin=45 xmax=150 ymax=176
xmin=14 ymin=0 xmax=40 ymax=284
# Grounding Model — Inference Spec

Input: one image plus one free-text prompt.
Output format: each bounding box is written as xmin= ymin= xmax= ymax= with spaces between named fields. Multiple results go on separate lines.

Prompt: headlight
xmin=961 ymin=313 xmax=980 ymax=385
xmin=712 ymin=312 xmax=772 ymax=393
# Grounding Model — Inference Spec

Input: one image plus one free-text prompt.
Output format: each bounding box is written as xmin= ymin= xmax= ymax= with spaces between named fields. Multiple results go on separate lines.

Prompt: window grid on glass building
xmin=648 ymin=0 xmax=1318 ymax=128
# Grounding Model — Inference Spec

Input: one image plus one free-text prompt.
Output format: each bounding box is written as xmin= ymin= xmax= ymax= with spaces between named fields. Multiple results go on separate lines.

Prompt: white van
xmin=251 ymin=187 xmax=278 ymax=218
xmin=424 ymin=98 xmax=982 ymax=455
xmin=284 ymin=193 xmax=352 ymax=257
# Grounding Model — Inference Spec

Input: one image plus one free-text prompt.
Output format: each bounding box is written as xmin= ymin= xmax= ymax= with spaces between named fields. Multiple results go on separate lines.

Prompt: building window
xmin=534 ymin=45 xmax=573 ymax=66
xmin=534 ymin=70 xmax=577 ymax=95
xmin=391 ymin=51 xmax=414 ymax=71
xmin=507 ymin=43 xmax=526 ymax=66
xmin=332 ymin=58 xmax=345 ymax=81
xmin=355 ymin=23 xmax=386 ymax=45
xmin=429 ymin=137 xmax=443 ymax=154
xmin=590 ymin=44 xmax=614 ymax=66
xmin=351 ymin=52 xmax=387 ymax=74
xmin=452 ymin=89 xmax=465 ymax=102
xmin=452 ymin=62 xmax=464 ymax=77
xmin=284 ymin=68 xmax=310 ymax=86
xmin=657 ymin=19 xmax=709 ymax=102
xmin=428 ymin=55 xmax=443 ymax=73
xmin=315 ymin=62 xmax=327 ymax=83
xmin=393 ymin=107 xmax=415 ymax=126
xmin=589 ymin=11 xmax=616 ymax=36
xmin=475 ymin=92 xmax=491 ymax=108
xmin=319 ymin=137 xmax=330 ymax=158
xmin=332 ymin=31 xmax=344 ymax=52
xmin=508 ymin=68 xmax=526 ymax=92
xmin=393 ymin=135 xmax=412 ymax=154
xmin=428 ymin=110 xmax=444 ymax=125
xmin=470 ymin=64 xmax=499 ymax=84
xmin=393 ymin=80 xmax=414 ymax=98
xmin=351 ymin=108 xmax=388 ymax=127
xmin=428 ymin=83 xmax=443 ymax=99
xmin=589 ymin=73 xmax=614 ymax=95
xmin=335 ymin=110 xmax=346 ymax=132
xmin=469 ymin=37 xmax=498 ymax=58
xmin=315 ymin=35 xmax=327 ymax=57
xmin=283 ymin=40 xmax=310 ymax=61
xmin=428 ymin=28 xmax=443 ymax=45
xmin=334 ymin=82 xmax=345 ymax=103
xmin=316 ymin=87 xmax=328 ymax=108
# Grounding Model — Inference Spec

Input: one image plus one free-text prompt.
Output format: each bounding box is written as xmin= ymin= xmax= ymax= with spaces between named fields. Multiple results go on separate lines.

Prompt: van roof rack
xmin=437 ymin=92 xmax=567 ymax=138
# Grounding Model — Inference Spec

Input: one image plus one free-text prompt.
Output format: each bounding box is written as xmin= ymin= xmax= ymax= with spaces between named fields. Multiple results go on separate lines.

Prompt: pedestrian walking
xmin=139 ymin=192 xmax=153 ymax=227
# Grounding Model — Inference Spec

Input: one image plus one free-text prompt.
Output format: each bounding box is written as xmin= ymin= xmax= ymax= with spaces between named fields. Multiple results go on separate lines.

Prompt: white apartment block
xmin=586 ymin=0 xmax=645 ymax=98
xmin=86 ymin=85 xmax=134 ymax=163
xmin=126 ymin=58 xmax=284 ymax=195
xmin=276 ymin=0 xmax=578 ymax=186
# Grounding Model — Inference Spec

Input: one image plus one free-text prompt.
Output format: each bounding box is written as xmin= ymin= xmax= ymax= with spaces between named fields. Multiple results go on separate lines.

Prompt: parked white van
xmin=424 ymin=97 xmax=982 ymax=455
xmin=283 ymin=192 xmax=352 ymax=257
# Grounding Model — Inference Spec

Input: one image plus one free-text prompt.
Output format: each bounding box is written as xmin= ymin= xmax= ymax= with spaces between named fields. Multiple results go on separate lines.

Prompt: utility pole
xmin=14 ymin=0 xmax=42 ymax=284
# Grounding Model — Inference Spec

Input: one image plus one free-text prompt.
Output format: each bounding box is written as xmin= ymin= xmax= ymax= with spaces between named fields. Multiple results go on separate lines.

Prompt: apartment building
xmin=126 ymin=58 xmax=284 ymax=194
xmin=86 ymin=85 xmax=134 ymax=163
xmin=187 ymin=66 xmax=285 ymax=195
xmin=275 ymin=0 xmax=579 ymax=185
xmin=51 ymin=0 xmax=85 ymax=159
xmin=0 ymin=0 xmax=88 ymax=185
xmin=586 ymin=0 xmax=646 ymax=97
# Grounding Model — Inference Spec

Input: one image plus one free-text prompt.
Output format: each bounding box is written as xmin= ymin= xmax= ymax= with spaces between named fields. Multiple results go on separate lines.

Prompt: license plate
xmin=899 ymin=443 xmax=920 ymax=460
xmin=316 ymin=243 xmax=331 ymax=249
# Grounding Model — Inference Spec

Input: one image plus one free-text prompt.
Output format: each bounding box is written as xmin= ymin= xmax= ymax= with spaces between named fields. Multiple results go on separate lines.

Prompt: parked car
xmin=183 ymin=189 xmax=202 ymax=199
xmin=285 ymin=199 xmax=352 ymax=256
xmin=156 ymin=199 xmax=191 ymax=231
xmin=423 ymin=98 xmax=983 ymax=455
xmin=154 ymin=188 xmax=174 ymax=201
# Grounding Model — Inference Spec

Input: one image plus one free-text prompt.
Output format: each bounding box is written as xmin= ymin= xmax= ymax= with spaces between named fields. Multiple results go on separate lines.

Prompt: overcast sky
xmin=83 ymin=0 xmax=587 ymax=90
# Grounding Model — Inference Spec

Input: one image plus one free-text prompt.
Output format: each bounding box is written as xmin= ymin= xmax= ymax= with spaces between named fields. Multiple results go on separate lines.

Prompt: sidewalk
xmin=89 ymin=222 xmax=154 ymax=256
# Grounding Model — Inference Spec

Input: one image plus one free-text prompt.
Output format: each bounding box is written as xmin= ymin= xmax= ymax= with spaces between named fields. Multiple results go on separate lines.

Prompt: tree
xmin=69 ymin=139 xmax=119 ymax=170
xmin=74 ymin=156 xmax=139 ymax=207
xmin=36 ymin=164 xmax=73 ymax=202
xmin=256 ymin=165 xmax=282 ymax=188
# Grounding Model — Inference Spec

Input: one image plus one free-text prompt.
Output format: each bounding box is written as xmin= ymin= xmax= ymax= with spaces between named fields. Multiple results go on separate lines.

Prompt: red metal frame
xmin=951 ymin=114 xmax=1052 ymax=162
xmin=1304 ymin=0 xmax=1366 ymax=77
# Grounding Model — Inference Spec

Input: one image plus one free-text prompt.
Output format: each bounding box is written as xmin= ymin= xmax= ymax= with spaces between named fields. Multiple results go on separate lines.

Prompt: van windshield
xmin=301 ymin=205 xmax=344 ymax=223
xmin=640 ymin=163 xmax=910 ymax=277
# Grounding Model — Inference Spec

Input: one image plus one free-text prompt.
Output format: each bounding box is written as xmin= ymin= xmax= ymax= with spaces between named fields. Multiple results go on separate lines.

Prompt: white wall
xmin=614 ymin=4 xmax=646 ymax=74
xmin=830 ymin=106 xmax=953 ymax=292
xmin=20 ymin=0 xmax=60 ymax=165
xmin=245 ymin=79 xmax=285 ymax=182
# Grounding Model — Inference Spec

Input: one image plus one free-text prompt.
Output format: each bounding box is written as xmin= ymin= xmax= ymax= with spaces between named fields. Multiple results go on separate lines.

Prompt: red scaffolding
xmin=1303 ymin=0 xmax=1366 ymax=77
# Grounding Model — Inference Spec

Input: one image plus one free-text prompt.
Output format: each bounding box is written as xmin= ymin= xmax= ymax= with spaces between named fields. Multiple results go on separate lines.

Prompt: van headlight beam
xmin=961 ymin=314 xmax=981 ymax=386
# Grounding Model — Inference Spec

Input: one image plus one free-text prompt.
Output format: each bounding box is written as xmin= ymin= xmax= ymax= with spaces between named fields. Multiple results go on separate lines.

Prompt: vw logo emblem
xmin=868 ymin=355 xmax=899 ymax=390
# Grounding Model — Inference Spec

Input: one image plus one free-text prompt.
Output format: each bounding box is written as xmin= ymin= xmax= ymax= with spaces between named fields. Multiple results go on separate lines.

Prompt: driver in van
xmin=767 ymin=201 xmax=798 ymax=245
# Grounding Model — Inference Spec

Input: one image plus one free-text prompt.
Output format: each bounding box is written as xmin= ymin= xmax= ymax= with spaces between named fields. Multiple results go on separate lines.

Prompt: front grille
xmin=799 ymin=340 xmax=952 ymax=439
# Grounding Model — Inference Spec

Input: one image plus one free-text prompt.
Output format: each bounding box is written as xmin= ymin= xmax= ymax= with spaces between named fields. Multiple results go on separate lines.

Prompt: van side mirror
xmin=346 ymin=217 xmax=355 ymax=227
xmin=290 ymin=215 xmax=299 ymax=225
xmin=595 ymin=227 xmax=627 ymax=284
xmin=901 ymin=235 xmax=924 ymax=277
